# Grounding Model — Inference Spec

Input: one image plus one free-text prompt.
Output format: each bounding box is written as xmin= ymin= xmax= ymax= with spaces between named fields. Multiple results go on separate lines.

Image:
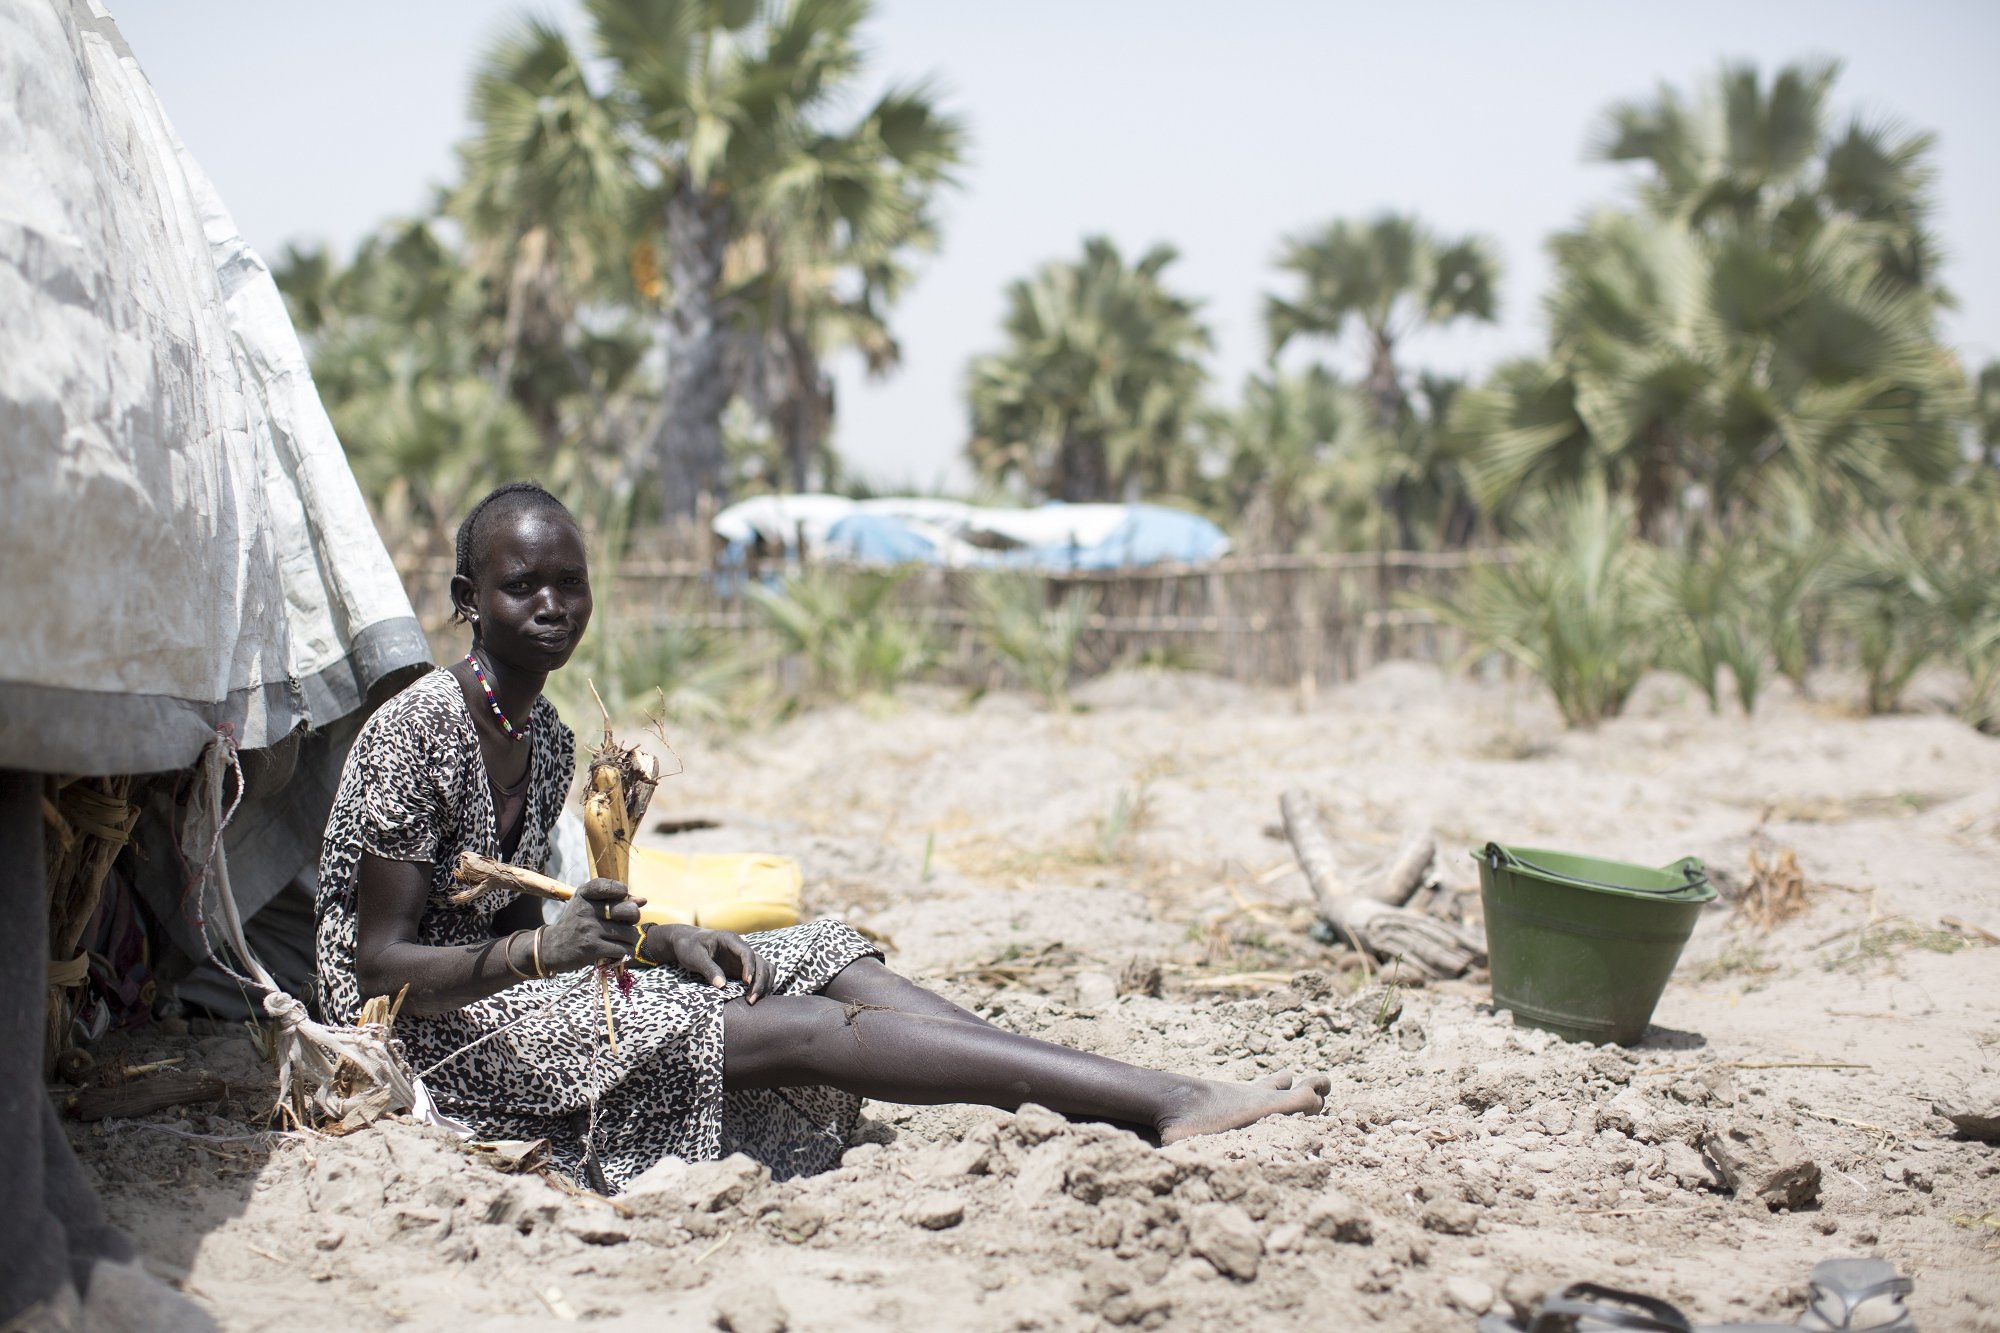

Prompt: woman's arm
xmin=354 ymin=852 xmax=641 ymax=1017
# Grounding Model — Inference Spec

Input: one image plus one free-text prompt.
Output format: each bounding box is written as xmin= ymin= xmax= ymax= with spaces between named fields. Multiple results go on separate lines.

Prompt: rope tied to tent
xmin=179 ymin=731 xmax=429 ymax=1133
xmin=263 ymin=990 xmax=422 ymax=1131
xmin=43 ymin=773 xmax=141 ymax=1073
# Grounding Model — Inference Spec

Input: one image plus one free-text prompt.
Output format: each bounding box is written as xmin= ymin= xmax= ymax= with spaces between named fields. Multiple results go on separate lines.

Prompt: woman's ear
xmin=449 ymin=573 xmax=478 ymax=631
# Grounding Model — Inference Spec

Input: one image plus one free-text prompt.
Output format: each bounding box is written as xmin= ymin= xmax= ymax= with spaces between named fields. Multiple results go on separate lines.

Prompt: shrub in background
xmin=1823 ymin=490 xmax=2000 ymax=720
xmin=1651 ymin=538 xmax=1766 ymax=714
xmin=547 ymin=621 xmax=767 ymax=740
xmin=1423 ymin=486 xmax=1655 ymax=726
xmin=750 ymin=568 xmax=932 ymax=703
xmin=1738 ymin=495 xmax=1833 ymax=698
xmin=1824 ymin=518 xmax=1947 ymax=715
xmin=966 ymin=574 xmax=1094 ymax=710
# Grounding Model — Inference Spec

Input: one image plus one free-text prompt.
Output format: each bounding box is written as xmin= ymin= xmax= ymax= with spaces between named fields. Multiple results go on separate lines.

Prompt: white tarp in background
xmin=0 ymin=0 xmax=429 ymax=775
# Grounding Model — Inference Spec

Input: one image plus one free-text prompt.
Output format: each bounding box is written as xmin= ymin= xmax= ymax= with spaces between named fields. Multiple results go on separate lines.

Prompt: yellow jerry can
xmin=628 ymin=846 xmax=805 ymax=937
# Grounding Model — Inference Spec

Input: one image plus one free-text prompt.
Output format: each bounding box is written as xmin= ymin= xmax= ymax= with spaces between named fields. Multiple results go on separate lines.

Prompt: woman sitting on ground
xmin=313 ymin=482 xmax=1329 ymax=1192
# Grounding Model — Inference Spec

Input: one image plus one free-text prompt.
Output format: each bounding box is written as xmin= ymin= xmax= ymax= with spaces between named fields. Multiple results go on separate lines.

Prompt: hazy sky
xmin=112 ymin=1 xmax=2000 ymax=489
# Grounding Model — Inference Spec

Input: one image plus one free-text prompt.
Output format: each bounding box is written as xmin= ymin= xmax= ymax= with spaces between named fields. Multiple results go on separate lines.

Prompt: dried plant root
xmin=1279 ymin=789 xmax=1484 ymax=980
xmin=451 ymin=852 xmax=573 ymax=904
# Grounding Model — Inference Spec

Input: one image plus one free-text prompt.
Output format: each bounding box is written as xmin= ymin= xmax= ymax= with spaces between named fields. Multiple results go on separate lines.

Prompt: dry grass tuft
xmin=1734 ymin=847 xmax=1810 ymax=931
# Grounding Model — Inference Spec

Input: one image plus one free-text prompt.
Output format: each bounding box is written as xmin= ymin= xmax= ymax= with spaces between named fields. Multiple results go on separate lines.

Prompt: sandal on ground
xmin=1474 ymin=1281 xmax=1793 ymax=1332
xmin=1475 ymin=1259 xmax=1915 ymax=1332
xmin=1795 ymin=1260 xmax=1914 ymax=1332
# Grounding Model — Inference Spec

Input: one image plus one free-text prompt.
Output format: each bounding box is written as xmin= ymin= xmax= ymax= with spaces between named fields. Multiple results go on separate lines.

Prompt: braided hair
xmin=451 ymin=481 xmax=575 ymax=625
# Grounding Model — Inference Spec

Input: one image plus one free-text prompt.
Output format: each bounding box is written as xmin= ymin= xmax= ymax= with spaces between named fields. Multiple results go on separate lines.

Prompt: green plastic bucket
xmin=1474 ymin=842 xmax=1716 ymax=1046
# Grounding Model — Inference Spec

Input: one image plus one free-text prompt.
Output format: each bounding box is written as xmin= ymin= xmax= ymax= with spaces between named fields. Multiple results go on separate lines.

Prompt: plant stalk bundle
xmin=454 ymin=684 xmax=665 ymax=1053
xmin=579 ymin=686 xmax=663 ymax=1053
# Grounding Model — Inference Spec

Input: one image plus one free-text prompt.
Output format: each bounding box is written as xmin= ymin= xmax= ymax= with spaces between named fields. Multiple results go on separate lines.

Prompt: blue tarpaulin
xmin=823 ymin=512 xmax=946 ymax=565
xmin=720 ymin=497 xmax=1231 ymax=571
xmin=1006 ymin=504 xmax=1231 ymax=570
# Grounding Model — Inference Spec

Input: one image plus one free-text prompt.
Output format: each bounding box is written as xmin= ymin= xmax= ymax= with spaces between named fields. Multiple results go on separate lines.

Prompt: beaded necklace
xmin=465 ymin=652 xmax=529 ymax=742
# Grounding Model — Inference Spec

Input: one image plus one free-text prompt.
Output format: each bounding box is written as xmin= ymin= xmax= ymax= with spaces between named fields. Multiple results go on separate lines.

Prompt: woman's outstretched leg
xmin=817 ymin=957 xmax=993 ymax=1026
xmin=721 ymin=993 xmax=1329 ymax=1144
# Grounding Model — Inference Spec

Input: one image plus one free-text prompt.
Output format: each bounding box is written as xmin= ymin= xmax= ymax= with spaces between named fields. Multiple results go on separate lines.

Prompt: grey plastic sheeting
xmin=0 ymin=0 xmax=429 ymax=775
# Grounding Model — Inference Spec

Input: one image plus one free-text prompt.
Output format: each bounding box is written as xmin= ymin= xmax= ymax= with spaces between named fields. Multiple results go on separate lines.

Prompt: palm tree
xmin=1593 ymin=58 xmax=1945 ymax=300
xmin=274 ymin=221 xmax=541 ymax=557
xmin=1593 ymin=61 xmax=1836 ymax=230
xmin=1465 ymin=209 xmax=1714 ymax=534
xmin=1388 ymin=373 xmax=1483 ymax=548
xmin=1264 ymin=213 xmax=1498 ymax=544
xmin=456 ymin=2 xmax=962 ymax=520
xmin=1456 ymin=62 xmax=1964 ymax=537
xmin=572 ymin=0 xmax=964 ymax=521
xmin=1214 ymin=367 xmax=1378 ymax=553
xmin=1974 ymin=362 xmax=2000 ymax=473
xmin=1265 ymin=213 xmax=1499 ymax=431
xmin=727 ymin=83 xmax=959 ymax=492
xmin=271 ymin=243 xmax=336 ymax=335
xmin=966 ymin=237 xmax=1210 ymax=503
xmin=452 ymin=18 xmax=638 ymax=447
xmin=1453 ymin=357 xmax=1599 ymax=521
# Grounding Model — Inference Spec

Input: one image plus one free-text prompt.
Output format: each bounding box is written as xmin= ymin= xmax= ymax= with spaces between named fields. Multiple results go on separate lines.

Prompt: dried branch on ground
xmin=1279 ymin=789 xmax=1483 ymax=980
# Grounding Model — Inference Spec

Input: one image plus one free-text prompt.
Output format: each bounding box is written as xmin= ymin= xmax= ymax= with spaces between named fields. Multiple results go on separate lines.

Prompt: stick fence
xmin=404 ymin=547 xmax=1511 ymax=689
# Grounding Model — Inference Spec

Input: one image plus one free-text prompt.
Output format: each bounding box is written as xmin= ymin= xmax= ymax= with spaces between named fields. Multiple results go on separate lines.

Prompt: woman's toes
xmin=1258 ymin=1071 xmax=1296 ymax=1091
xmin=1306 ymin=1073 xmax=1332 ymax=1095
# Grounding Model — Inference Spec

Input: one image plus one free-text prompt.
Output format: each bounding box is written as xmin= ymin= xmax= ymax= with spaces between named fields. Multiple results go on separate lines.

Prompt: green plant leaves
xmin=749 ymin=568 xmax=932 ymax=702
xmin=1419 ymin=486 xmax=1655 ymax=726
xmin=965 ymin=575 xmax=1093 ymax=710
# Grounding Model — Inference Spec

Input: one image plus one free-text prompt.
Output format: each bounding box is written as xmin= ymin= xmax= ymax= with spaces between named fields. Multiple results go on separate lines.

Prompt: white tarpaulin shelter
xmin=0 ymin=0 xmax=428 ymax=776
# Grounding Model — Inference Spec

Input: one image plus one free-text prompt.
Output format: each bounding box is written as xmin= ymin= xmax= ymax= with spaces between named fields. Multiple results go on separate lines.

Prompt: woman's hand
xmin=540 ymin=877 xmax=642 ymax=973
xmin=639 ymin=924 xmax=774 ymax=1003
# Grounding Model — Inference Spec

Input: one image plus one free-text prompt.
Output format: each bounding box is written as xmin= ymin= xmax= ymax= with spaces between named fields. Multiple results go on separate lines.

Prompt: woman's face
xmin=459 ymin=507 xmax=593 ymax=673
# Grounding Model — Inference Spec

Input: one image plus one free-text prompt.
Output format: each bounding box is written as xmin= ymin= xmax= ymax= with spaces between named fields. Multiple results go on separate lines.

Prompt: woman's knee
xmin=719 ymin=993 xmax=852 ymax=1084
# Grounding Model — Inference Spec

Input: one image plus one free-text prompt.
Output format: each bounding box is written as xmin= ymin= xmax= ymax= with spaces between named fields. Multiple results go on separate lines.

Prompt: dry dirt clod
xmin=1694 ymin=1066 xmax=1738 ymax=1107
xmin=1444 ymin=1275 xmax=1496 ymax=1315
xmin=1073 ymin=971 xmax=1119 ymax=1012
xmin=1303 ymin=1189 xmax=1373 ymax=1244
xmin=1663 ymin=1140 xmax=1727 ymax=1192
xmin=1501 ymin=1273 xmax=1552 ymax=1324
xmin=617 ymin=1155 xmax=688 ymax=1199
xmin=777 ymin=1199 xmax=825 ymax=1242
xmin=1931 ymin=1079 xmax=2000 ymax=1141
xmin=1187 ymin=1203 xmax=1262 ymax=1280
xmin=679 ymin=1153 xmax=770 ymax=1213
xmin=1420 ymin=1199 xmax=1481 ymax=1236
xmin=1012 ymin=1141 xmax=1070 ymax=1202
xmin=906 ymin=1192 xmax=967 ymax=1230
xmin=1078 ymin=1264 xmax=1171 ymax=1328
xmin=922 ymin=1138 xmax=993 ymax=1180
xmin=561 ymin=1211 xmax=631 ymax=1246
xmin=1702 ymin=1117 xmax=1821 ymax=1210
xmin=1010 ymin=1102 xmax=1069 ymax=1145
xmin=713 ymin=1284 xmax=788 ymax=1333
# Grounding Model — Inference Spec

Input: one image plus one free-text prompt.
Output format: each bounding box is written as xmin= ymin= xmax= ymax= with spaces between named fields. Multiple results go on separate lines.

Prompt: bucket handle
xmin=1482 ymin=843 xmax=1707 ymax=896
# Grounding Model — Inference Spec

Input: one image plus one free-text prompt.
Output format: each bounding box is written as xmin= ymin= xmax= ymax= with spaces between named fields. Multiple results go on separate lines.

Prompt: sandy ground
xmin=66 ymin=663 xmax=2000 ymax=1331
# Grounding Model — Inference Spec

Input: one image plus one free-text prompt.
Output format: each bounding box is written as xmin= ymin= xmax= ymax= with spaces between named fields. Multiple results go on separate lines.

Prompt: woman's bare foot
xmin=1155 ymin=1070 xmax=1332 ymax=1144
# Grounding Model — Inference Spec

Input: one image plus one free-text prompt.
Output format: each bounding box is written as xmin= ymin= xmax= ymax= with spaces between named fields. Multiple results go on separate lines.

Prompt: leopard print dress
xmin=313 ymin=669 xmax=880 ymax=1191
